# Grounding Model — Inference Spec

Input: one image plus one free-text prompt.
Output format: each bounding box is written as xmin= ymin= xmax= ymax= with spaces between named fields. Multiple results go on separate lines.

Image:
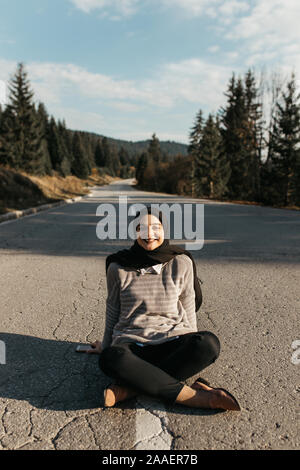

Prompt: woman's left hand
xmin=86 ymin=340 xmax=102 ymax=354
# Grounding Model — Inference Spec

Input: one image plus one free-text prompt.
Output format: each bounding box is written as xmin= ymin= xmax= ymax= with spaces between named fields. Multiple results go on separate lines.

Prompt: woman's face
xmin=136 ymin=214 xmax=164 ymax=251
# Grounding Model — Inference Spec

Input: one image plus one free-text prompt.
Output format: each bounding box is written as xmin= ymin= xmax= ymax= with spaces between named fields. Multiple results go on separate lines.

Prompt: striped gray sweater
xmin=101 ymin=254 xmax=198 ymax=349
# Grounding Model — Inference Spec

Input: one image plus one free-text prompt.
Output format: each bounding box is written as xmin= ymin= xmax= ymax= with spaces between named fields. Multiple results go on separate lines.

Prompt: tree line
xmin=0 ymin=62 xmax=135 ymax=179
xmin=136 ymin=69 xmax=300 ymax=207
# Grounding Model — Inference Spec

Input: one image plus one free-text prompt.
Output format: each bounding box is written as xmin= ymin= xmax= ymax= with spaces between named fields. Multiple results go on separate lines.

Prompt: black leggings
xmin=98 ymin=331 xmax=220 ymax=404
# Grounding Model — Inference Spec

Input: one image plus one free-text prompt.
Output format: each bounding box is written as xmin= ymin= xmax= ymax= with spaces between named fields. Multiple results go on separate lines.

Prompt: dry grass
xmin=0 ymin=166 xmax=116 ymax=215
xmin=28 ymin=167 xmax=115 ymax=200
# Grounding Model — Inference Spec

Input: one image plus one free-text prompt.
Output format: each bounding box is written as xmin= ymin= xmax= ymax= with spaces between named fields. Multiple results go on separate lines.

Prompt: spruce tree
xmin=36 ymin=102 xmax=53 ymax=175
xmin=110 ymin=143 xmax=121 ymax=176
xmin=0 ymin=105 xmax=11 ymax=166
xmin=48 ymin=117 xmax=70 ymax=176
xmin=95 ymin=139 xmax=105 ymax=167
xmin=188 ymin=109 xmax=204 ymax=155
xmin=119 ymin=146 xmax=129 ymax=166
xmin=60 ymin=120 xmax=74 ymax=176
xmin=81 ymin=132 xmax=94 ymax=169
xmin=135 ymin=152 xmax=148 ymax=186
xmin=193 ymin=114 xmax=230 ymax=198
xmin=269 ymin=73 xmax=300 ymax=205
xmin=102 ymin=137 xmax=111 ymax=169
xmin=243 ymin=69 xmax=264 ymax=201
xmin=188 ymin=109 xmax=204 ymax=197
xmin=0 ymin=62 xmax=45 ymax=174
xmin=71 ymin=131 xmax=90 ymax=179
xmin=148 ymin=133 xmax=162 ymax=164
xmin=219 ymin=74 xmax=250 ymax=199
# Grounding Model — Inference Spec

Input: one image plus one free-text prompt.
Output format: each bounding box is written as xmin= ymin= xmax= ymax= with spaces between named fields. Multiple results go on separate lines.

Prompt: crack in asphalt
xmin=150 ymin=409 xmax=181 ymax=450
xmin=52 ymin=310 xmax=69 ymax=340
xmin=134 ymin=397 xmax=177 ymax=450
xmin=203 ymin=310 xmax=217 ymax=327
xmin=85 ymin=415 xmax=101 ymax=449
xmin=1 ymin=405 xmax=8 ymax=436
xmin=51 ymin=417 xmax=78 ymax=449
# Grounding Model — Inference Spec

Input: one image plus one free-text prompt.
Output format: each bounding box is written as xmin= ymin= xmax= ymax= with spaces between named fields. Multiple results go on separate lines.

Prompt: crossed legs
xmin=99 ymin=331 xmax=221 ymax=404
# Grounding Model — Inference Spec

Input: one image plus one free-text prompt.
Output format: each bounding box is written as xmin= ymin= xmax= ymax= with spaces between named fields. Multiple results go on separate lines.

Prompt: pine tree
xmin=219 ymin=74 xmax=250 ymax=199
xmin=148 ymin=133 xmax=162 ymax=164
xmin=71 ymin=131 xmax=90 ymax=179
xmin=219 ymin=71 xmax=266 ymax=201
xmin=110 ymin=143 xmax=121 ymax=176
xmin=243 ymin=69 xmax=264 ymax=201
xmin=0 ymin=62 xmax=45 ymax=174
xmin=135 ymin=151 xmax=148 ymax=186
xmin=95 ymin=139 xmax=105 ymax=167
xmin=48 ymin=117 xmax=70 ymax=176
xmin=192 ymin=114 xmax=230 ymax=198
xmin=102 ymin=137 xmax=111 ymax=170
xmin=36 ymin=102 xmax=53 ymax=175
xmin=0 ymin=104 xmax=9 ymax=166
xmin=269 ymin=73 xmax=300 ymax=205
xmin=188 ymin=109 xmax=205 ymax=197
xmin=58 ymin=120 xmax=73 ymax=176
xmin=119 ymin=146 xmax=129 ymax=166
xmin=188 ymin=109 xmax=204 ymax=155
xmin=81 ymin=132 xmax=94 ymax=169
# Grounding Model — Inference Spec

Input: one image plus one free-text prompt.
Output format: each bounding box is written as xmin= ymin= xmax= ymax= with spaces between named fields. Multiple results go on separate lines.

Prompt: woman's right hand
xmin=86 ymin=340 xmax=102 ymax=354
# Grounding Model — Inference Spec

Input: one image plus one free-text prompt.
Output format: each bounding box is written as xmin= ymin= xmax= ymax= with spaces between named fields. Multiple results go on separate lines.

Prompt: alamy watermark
xmin=0 ymin=341 xmax=6 ymax=365
xmin=96 ymin=197 xmax=204 ymax=250
xmin=291 ymin=340 xmax=300 ymax=365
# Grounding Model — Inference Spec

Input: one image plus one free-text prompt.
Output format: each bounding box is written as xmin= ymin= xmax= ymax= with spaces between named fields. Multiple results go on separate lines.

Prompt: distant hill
xmin=71 ymin=130 xmax=188 ymax=159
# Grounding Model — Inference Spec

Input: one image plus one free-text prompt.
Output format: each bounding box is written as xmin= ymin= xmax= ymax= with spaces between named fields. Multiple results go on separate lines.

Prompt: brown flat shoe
xmin=209 ymin=388 xmax=241 ymax=411
xmin=191 ymin=378 xmax=241 ymax=411
xmin=103 ymin=384 xmax=138 ymax=407
xmin=191 ymin=378 xmax=211 ymax=390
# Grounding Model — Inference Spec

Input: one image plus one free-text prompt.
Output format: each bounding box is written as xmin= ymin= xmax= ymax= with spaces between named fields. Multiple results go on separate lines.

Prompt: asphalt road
xmin=0 ymin=179 xmax=299 ymax=450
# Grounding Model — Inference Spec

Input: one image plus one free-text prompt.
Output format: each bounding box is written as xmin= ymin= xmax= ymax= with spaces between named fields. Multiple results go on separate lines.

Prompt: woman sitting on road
xmin=88 ymin=206 xmax=240 ymax=411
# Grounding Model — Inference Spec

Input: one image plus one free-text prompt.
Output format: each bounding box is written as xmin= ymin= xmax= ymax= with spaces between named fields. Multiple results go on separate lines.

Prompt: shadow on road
xmin=0 ymin=332 xmax=105 ymax=411
xmin=0 ymin=194 xmax=299 ymax=264
xmin=0 ymin=333 xmax=223 ymax=416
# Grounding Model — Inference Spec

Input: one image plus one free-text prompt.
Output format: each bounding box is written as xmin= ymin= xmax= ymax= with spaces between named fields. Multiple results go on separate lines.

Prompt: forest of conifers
xmin=136 ymin=70 xmax=300 ymax=207
xmin=1 ymin=62 xmax=299 ymax=208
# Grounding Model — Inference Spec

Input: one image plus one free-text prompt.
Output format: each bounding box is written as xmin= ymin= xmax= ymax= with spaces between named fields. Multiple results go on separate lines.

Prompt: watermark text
xmin=0 ymin=341 xmax=6 ymax=365
xmin=96 ymin=197 xmax=204 ymax=250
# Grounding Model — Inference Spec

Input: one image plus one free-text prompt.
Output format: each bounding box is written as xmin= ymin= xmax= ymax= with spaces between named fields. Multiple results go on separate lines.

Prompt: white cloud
xmin=153 ymin=58 xmax=232 ymax=111
xmin=161 ymin=0 xmax=221 ymax=17
xmin=108 ymin=101 xmax=143 ymax=112
xmin=227 ymin=0 xmax=300 ymax=43
xmin=218 ymin=0 xmax=249 ymax=17
xmin=208 ymin=45 xmax=220 ymax=54
xmin=53 ymin=106 xmax=105 ymax=131
xmin=68 ymin=0 xmax=300 ymax=78
xmin=1 ymin=52 xmax=296 ymax=143
xmin=23 ymin=58 xmax=230 ymax=111
xmin=69 ymin=0 xmax=139 ymax=16
xmin=161 ymin=0 xmax=250 ymax=19
xmin=70 ymin=0 xmax=251 ymax=20
xmin=0 ymin=56 xmax=233 ymax=142
xmin=223 ymin=0 xmax=300 ymax=76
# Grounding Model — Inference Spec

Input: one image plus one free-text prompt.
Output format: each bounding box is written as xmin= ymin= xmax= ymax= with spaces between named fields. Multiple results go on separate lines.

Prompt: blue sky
xmin=0 ymin=0 xmax=299 ymax=144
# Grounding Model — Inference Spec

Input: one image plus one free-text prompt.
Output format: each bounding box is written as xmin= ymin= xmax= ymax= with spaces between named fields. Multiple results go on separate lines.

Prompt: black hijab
xmin=105 ymin=206 xmax=203 ymax=311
